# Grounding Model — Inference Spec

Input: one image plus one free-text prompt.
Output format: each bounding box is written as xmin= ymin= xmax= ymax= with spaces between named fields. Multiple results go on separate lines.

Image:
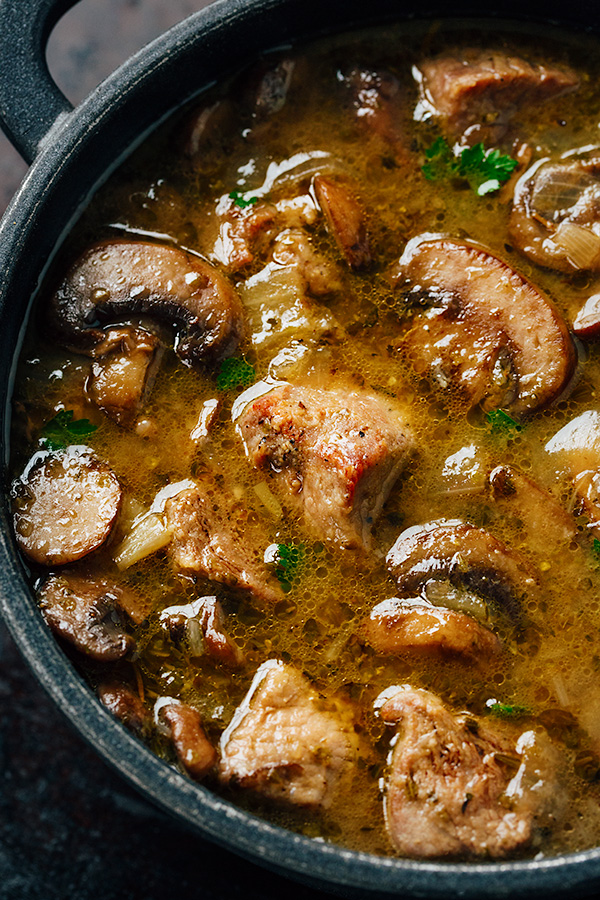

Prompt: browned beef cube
xmin=237 ymin=383 xmax=413 ymax=549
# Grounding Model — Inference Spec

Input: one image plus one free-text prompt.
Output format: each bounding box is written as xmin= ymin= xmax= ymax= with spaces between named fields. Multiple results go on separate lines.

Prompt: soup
xmin=9 ymin=17 xmax=600 ymax=860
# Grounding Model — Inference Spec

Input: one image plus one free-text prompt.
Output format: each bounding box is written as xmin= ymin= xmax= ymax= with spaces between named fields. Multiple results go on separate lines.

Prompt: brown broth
xmin=10 ymin=18 xmax=600 ymax=858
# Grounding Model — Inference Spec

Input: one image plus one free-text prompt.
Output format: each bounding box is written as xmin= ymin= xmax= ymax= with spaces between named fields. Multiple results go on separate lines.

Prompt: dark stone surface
xmin=0 ymin=3 xmax=329 ymax=897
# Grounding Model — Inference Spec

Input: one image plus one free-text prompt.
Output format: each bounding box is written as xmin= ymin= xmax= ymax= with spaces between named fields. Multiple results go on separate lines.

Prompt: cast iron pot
xmin=1 ymin=0 xmax=600 ymax=896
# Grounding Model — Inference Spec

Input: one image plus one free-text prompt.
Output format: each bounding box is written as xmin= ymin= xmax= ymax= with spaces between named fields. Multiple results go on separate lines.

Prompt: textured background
xmin=0 ymin=2 xmax=330 ymax=897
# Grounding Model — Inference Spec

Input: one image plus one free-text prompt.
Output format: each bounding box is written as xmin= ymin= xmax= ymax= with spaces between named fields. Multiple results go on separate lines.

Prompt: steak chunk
xmin=380 ymin=686 xmax=558 ymax=858
xmin=237 ymin=383 xmax=413 ymax=549
xmin=165 ymin=484 xmax=283 ymax=605
xmin=415 ymin=52 xmax=578 ymax=144
xmin=219 ymin=660 xmax=358 ymax=808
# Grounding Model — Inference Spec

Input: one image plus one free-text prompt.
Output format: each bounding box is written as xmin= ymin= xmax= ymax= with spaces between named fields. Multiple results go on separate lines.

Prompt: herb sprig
xmin=216 ymin=356 xmax=256 ymax=391
xmin=485 ymin=409 xmax=522 ymax=435
xmin=422 ymin=138 xmax=518 ymax=196
xmin=273 ymin=542 xmax=306 ymax=593
xmin=39 ymin=409 xmax=98 ymax=450
xmin=229 ymin=190 xmax=259 ymax=210
xmin=486 ymin=699 xmax=531 ymax=719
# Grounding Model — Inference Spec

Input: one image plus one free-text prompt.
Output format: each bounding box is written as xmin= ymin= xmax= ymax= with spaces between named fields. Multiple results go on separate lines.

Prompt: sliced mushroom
xmin=363 ymin=597 xmax=502 ymax=663
xmin=179 ymin=98 xmax=239 ymax=170
xmin=160 ymin=595 xmax=243 ymax=667
xmin=386 ymin=519 xmax=539 ymax=621
xmin=98 ymin=681 xmax=151 ymax=735
xmin=12 ymin=448 xmax=122 ymax=566
xmin=509 ymin=158 xmax=600 ymax=275
xmin=391 ymin=236 xmax=576 ymax=416
xmin=545 ymin=410 xmax=600 ymax=530
xmin=414 ymin=51 xmax=578 ymax=145
xmin=87 ymin=325 xmax=162 ymax=426
xmin=38 ymin=571 xmax=135 ymax=660
xmin=157 ymin=700 xmax=217 ymax=780
xmin=313 ymin=175 xmax=371 ymax=269
xmin=49 ymin=239 xmax=243 ymax=366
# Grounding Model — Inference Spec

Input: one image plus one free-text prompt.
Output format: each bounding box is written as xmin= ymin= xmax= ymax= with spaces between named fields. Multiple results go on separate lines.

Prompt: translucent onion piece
xmin=253 ymin=481 xmax=283 ymax=519
xmin=113 ymin=512 xmax=173 ymax=569
xmin=554 ymin=221 xmax=600 ymax=269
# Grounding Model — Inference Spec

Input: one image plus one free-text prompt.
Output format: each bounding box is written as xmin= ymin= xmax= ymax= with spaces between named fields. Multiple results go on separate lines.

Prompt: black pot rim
xmin=2 ymin=2 xmax=600 ymax=896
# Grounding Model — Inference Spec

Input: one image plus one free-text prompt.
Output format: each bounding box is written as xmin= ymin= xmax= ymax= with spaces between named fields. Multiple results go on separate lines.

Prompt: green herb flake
xmin=229 ymin=190 xmax=259 ymax=210
xmin=486 ymin=699 xmax=530 ymax=719
xmin=485 ymin=409 xmax=522 ymax=434
xmin=421 ymin=138 xmax=518 ymax=196
xmin=593 ymin=538 xmax=600 ymax=560
xmin=39 ymin=409 xmax=98 ymax=450
xmin=274 ymin=542 xmax=306 ymax=592
xmin=216 ymin=357 xmax=256 ymax=391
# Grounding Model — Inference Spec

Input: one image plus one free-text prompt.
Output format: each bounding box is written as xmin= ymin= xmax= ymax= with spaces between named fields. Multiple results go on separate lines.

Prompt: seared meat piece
xmin=98 ymin=682 xmax=150 ymax=735
xmin=12 ymin=448 xmax=122 ymax=566
xmin=363 ymin=597 xmax=501 ymax=664
xmin=392 ymin=236 xmax=575 ymax=416
xmin=510 ymin=158 xmax=600 ymax=277
xmin=38 ymin=571 xmax=135 ymax=661
xmin=387 ymin=519 xmax=538 ymax=622
xmin=160 ymin=595 xmax=243 ymax=667
xmin=270 ymin=228 xmax=344 ymax=296
xmin=415 ymin=52 xmax=578 ymax=144
xmin=213 ymin=197 xmax=279 ymax=272
xmin=313 ymin=176 xmax=371 ymax=269
xmin=88 ymin=326 xmax=161 ymax=427
xmin=219 ymin=660 xmax=358 ymax=808
xmin=340 ymin=67 xmax=408 ymax=160
xmin=380 ymin=686 xmax=558 ymax=858
xmin=159 ymin=701 xmax=217 ymax=780
xmin=545 ymin=410 xmax=600 ymax=532
xmin=165 ymin=484 xmax=283 ymax=604
xmin=49 ymin=239 xmax=243 ymax=366
xmin=237 ymin=383 xmax=413 ymax=549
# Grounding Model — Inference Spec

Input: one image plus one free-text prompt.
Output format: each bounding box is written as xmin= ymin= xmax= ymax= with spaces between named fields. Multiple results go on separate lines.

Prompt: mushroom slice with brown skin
xmin=545 ymin=410 xmax=600 ymax=532
xmin=391 ymin=236 xmax=576 ymax=416
xmin=237 ymin=382 xmax=414 ymax=550
xmin=379 ymin=685 xmax=560 ymax=858
xmin=87 ymin=325 xmax=162 ymax=426
xmin=363 ymin=597 xmax=502 ymax=664
xmin=160 ymin=595 xmax=244 ymax=667
xmin=156 ymin=699 xmax=217 ymax=780
xmin=219 ymin=660 xmax=359 ymax=808
xmin=386 ymin=519 xmax=538 ymax=622
xmin=98 ymin=681 xmax=151 ymax=735
xmin=414 ymin=51 xmax=578 ymax=145
xmin=37 ymin=571 xmax=135 ymax=661
xmin=509 ymin=158 xmax=600 ymax=276
xmin=49 ymin=239 xmax=243 ymax=366
xmin=313 ymin=175 xmax=372 ymax=269
xmin=12 ymin=448 xmax=122 ymax=566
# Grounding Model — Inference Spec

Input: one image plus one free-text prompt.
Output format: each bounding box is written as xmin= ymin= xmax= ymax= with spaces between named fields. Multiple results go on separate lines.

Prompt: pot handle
xmin=0 ymin=0 xmax=81 ymax=164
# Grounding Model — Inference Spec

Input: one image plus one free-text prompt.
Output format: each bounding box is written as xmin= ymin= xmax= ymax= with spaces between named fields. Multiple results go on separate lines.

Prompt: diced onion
xmin=551 ymin=671 xmax=571 ymax=708
xmin=253 ymin=481 xmax=283 ymax=519
xmin=554 ymin=221 xmax=600 ymax=270
xmin=113 ymin=512 xmax=173 ymax=570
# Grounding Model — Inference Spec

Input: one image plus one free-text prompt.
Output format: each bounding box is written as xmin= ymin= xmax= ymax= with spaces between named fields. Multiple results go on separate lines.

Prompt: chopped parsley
xmin=273 ymin=542 xmax=305 ymax=593
xmin=39 ymin=409 xmax=98 ymax=450
xmin=422 ymin=138 xmax=518 ymax=196
xmin=229 ymin=190 xmax=259 ymax=210
xmin=216 ymin=356 xmax=256 ymax=391
xmin=486 ymin=699 xmax=531 ymax=719
xmin=485 ymin=408 xmax=522 ymax=434
xmin=592 ymin=538 xmax=600 ymax=560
